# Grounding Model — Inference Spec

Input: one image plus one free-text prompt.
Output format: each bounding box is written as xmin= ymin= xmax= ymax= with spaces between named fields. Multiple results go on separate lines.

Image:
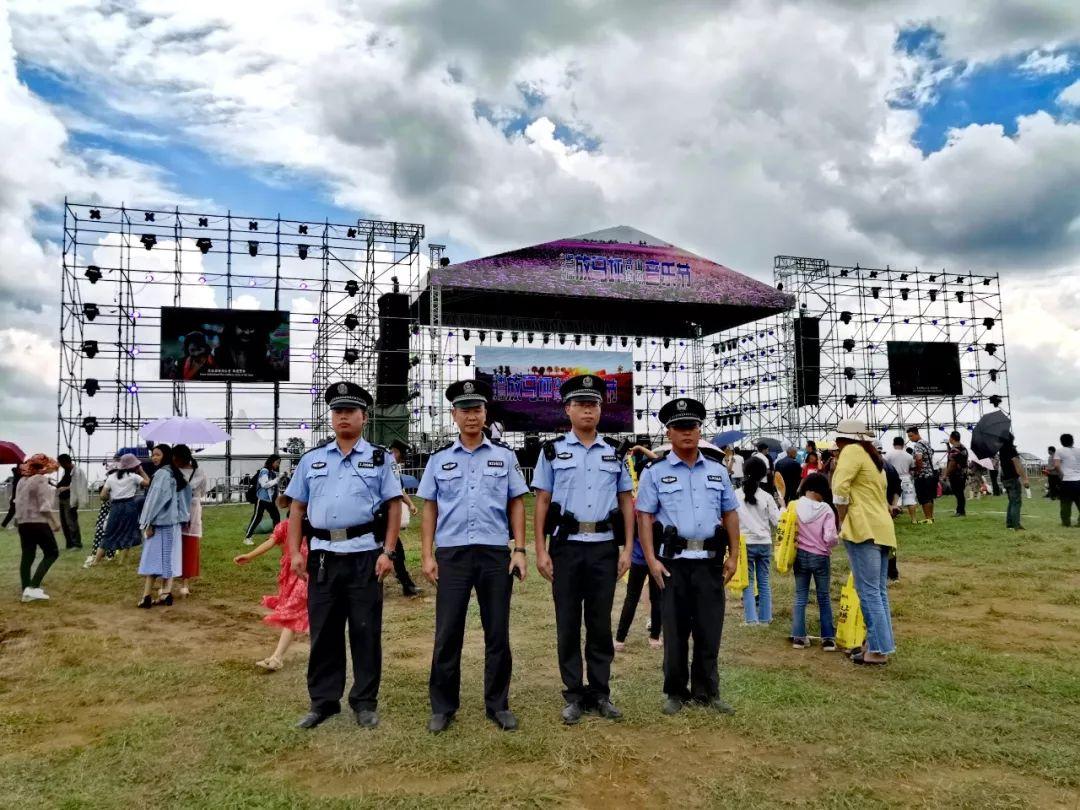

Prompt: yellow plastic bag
xmin=835 ymin=573 xmax=867 ymax=651
xmin=727 ymin=534 xmax=749 ymax=592
xmin=774 ymin=502 xmax=798 ymax=573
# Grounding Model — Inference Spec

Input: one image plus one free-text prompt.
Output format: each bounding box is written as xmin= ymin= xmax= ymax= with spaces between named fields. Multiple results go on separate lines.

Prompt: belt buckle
xmin=686 ymin=539 xmax=706 ymax=552
xmin=579 ymin=521 xmax=597 ymax=533
xmin=328 ymin=528 xmax=348 ymax=542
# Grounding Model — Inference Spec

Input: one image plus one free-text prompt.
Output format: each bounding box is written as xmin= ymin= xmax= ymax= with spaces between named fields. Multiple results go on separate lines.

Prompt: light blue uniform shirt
xmin=285 ymin=438 xmax=402 ymax=553
xmin=636 ymin=451 xmax=738 ymax=560
xmin=417 ymin=436 xmax=529 ymax=548
xmin=532 ymin=431 xmax=633 ymax=542
xmin=139 ymin=467 xmax=180 ymax=529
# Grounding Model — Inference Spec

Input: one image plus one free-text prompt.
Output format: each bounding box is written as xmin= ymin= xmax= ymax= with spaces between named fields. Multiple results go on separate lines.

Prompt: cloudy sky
xmin=2 ymin=0 xmax=1079 ymax=458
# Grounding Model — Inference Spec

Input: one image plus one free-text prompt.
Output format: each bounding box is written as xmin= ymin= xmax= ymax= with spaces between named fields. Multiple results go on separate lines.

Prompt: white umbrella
xmin=974 ymin=457 xmax=995 ymax=471
xmin=141 ymin=417 xmax=231 ymax=446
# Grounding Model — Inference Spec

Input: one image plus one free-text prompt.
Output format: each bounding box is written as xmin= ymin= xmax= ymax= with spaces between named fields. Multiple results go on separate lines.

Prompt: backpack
xmin=245 ymin=474 xmax=259 ymax=504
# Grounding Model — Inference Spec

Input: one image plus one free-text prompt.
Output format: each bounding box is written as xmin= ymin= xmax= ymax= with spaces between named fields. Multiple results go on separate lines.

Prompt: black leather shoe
xmin=561 ymin=702 xmax=583 ymax=725
xmin=137 ymin=595 xmax=153 ymax=609
xmin=596 ymin=698 xmax=623 ymax=720
xmin=354 ymin=709 xmax=378 ymax=728
xmin=708 ymin=697 xmax=736 ymax=715
xmin=661 ymin=697 xmax=683 ymax=715
xmin=487 ymin=709 xmax=518 ymax=731
xmin=295 ymin=710 xmax=336 ymax=729
xmin=427 ymin=712 xmax=453 ymax=734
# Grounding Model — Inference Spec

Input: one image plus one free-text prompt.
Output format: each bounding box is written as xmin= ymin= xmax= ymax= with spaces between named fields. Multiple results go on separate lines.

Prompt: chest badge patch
xmin=661 ymin=475 xmax=678 ymax=484
xmin=556 ymin=452 xmax=574 ymax=460
xmin=487 ymin=459 xmax=504 ymax=468
xmin=356 ymin=461 xmax=375 ymax=469
xmin=602 ymin=454 xmax=617 ymax=463
xmin=707 ymin=474 xmax=724 ymax=483
xmin=441 ymin=462 xmax=458 ymax=471
xmin=311 ymin=461 xmax=327 ymax=470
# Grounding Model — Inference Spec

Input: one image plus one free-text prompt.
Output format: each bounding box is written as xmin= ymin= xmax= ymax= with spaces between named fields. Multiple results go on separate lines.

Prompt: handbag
xmin=774 ymin=502 xmax=798 ymax=573
xmin=726 ymin=534 xmax=749 ymax=592
xmin=835 ymin=572 xmax=867 ymax=651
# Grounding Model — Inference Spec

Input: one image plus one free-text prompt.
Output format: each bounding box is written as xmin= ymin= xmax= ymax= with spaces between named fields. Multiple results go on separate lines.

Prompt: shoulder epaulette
xmin=313 ymin=437 xmax=334 ymax=449
xmin=491 ymin=438 xmax=512 ymax=450
xmin=434 ymin=441 xmax=454 ymax=453
xmin=642 ymin=456 xmax=662 ymax=470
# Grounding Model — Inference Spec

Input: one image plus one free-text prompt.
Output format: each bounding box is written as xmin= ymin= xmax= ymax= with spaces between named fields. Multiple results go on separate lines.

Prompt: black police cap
xmin=658 ymin=396 xmax=706 ymax=427
xmin=445 ymin=379 xmax=492 ymax=407
xmin=560 ymin=374 xmax=604 ymax=403
xmin=325 ymin=381 xmax=373 ymax=410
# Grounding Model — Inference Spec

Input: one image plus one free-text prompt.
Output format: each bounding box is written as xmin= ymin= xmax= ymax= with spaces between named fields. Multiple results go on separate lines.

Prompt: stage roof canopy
xmin=419 ymin=226 xmax=793 ymax=337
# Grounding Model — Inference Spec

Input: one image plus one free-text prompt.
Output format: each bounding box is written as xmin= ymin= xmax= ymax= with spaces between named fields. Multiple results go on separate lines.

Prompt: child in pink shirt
xmin=791 ymin=473 xmax=839 ymax=650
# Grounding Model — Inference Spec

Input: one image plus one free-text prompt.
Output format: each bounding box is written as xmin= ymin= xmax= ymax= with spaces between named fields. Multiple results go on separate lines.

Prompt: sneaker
xmin=21 ymin=587 xmax=34 ymax=603
xmin=918 ymin=518 xmax=934 ymax=525
xmin=791 ymin=637 xmax=809 ymax=649
xmin=82 ymin=555 xmax=96 ymax=569
xmin=242 ymin=537 xmax=255 ymax=546
xmin=821 ymin=639 xmax=837 ymax=652
xmin=28 ymin=587 xmax=50 ymax=601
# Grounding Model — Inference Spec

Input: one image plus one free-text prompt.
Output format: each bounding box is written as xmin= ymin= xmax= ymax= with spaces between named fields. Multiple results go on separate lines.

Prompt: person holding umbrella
xmin=998 ymin=435 xmax=1030 ymax=531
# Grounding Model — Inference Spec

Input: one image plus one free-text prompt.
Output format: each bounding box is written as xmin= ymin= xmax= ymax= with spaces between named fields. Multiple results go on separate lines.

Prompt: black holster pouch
xmin=655 ymin=522 xmax=686 ymax=559
xmin=609 ymin=508 xmax=626 ymax=548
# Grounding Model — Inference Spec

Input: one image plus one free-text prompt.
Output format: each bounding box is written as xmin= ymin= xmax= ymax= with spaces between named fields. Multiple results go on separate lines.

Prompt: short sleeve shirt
xmin=1057 ymin=446 xmax=1080 ymax=482
xmin=912 ymin=441 xmax=937 ymax=479
xmin=417 ymin=436 xmax=529 ymax=548
xmin=947 ymin=443 xmax=969 ymax=474
xmin=532 ymin=432 xmax=633 ymax=542
xmin=636 ymin=451 xmax=737 ymax=560
xmin=285 ymin=439 xmax=403 ymax=553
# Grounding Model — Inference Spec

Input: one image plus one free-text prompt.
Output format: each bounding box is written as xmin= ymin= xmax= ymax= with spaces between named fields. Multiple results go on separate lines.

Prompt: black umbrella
xmin=754 ymin=437 xmax=783 ymax=453
xmin=971 ymin=411 xmax=1012 ymax=460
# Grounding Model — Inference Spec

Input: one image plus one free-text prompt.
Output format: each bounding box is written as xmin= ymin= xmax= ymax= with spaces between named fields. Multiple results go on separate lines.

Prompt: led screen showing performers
xmin=475 ymin=347 xmax=633 ymax=432
xmin=886 ymin=341 xmax=962 ymax=396
xmin=159 ymin=307 xmax=290 ymax=382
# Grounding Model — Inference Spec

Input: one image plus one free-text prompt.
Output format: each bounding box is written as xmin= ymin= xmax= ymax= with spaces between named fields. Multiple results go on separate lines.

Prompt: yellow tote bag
xmin=774 ymin=502 xmax=798 ymax=573
xmin=727 ymin=534 xmax=749 ymax=592
xmin=835 ymin=573 xmax=867 ymax=650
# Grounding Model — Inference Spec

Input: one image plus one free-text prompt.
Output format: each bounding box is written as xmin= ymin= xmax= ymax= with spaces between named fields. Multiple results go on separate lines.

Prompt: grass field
xmin=1 ymin=487 xmax=1079 ymax=809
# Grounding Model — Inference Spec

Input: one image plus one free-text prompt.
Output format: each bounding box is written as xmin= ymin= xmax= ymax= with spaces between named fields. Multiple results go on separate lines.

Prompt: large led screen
xmin=160 ymin=307 xmax=290 ymax=383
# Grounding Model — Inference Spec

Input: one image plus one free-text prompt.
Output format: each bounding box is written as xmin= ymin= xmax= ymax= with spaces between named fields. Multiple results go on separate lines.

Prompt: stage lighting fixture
xmin=989 ymin=394 xmax=1002 ymax=407
xmin=410 ymin=356 xmax=421 ymax=367
xmin=927 ymin=289 xmax=937 ymax=302
xmin=871 ymin=287 xmax=880 ymax=299
xmin=144 ymin=212 xmax=155 ymax=222
xmin=590 ymin=335 xmax=597 ymax=346
xmin=840 ymin=269 xmax=849 ymax=277
xmin=663 ymin=362 xmax=671 ymax=373
xmin=407 ymin=390 xmax=421 ymax=402
xmin=635 ymin=337 xmax=643 ymax=348
xmin=983 ymin=317 xmax=995 ymax=330
xmin=140 ymin=234 xmax=156 ymax=250
xmin=248 ymin=220 xmax=258 ymax=231
xmin=635 ymin=361 xmax=642 ymax=372
xmin=344 ymin=313 xmax=359 ymax=331
xmin=82 ymin=416 xmax=98 ymax=435
xmin=899 ymin=288 xmax=909 ymax=301
xmin=542 ymin=333 xmax=550 ymax=345
xmin=247 ymin=240 xmax=258 ymax=257
xmin=988 ymin=369 xmax=999 ymax=384
xmin=635 ymin=410 xmax=643 ymax=420
xmin=440 ymin=257 xmax=451 ymax=267
xmin=299 ymin=224 xmax=308 ymax=235
xmin=844 ymin=394 xmax=857 ymax=407
xmin=620 ymin=336 xmax=628 ymax=347
xmin=777 ymin=283 xmax=783 ymax=291
xmin=842 ymin=338 xmax=855 ymax=352
xmin=839 ymin=311 xmax=852 ymax=324
xmin=985 ymin=343 xmax=998 ymax=356
xmin=527 ymin=332 xmax=535 ymax=344
xmin=869 ymin=271 xmax=878 ymax=279
xmin=574 ymin=334 xmax=582 ymax=345
xmin=193 ymin=237 xmax=212 ymax=255
xmin=635 ymin=385 xmax=643 ymax=396
xmin=495 ymin=331 xmax=504 ymax=342
xmin=605 ymin=335 xmax=613 ymax=346
xmin=343 ymin=348 xmax=359 ymax=365
xmin=663 ymin=337 xmax=670 ymax=348
xmin=347 ymin=227 xmax=357 ymax=238
xmin=664 ymin=385 xmax=672 ymax=396
xmin=511 ymin=332 xmax=519 ymax=343
xmin=463 ymin=355 xmax=472 ymax=367
xmin=928 ymin=275 xmax=937 ymax=283
xmin=478 ymin=331 xmax=487 ymax=343
xmin=298 ymin=244 xmax=308 ymax=260
xmin=83 ymin=303 xmax=100 ymax=321
xmin=344 ymin=280 xmax=359 ymax=297
xmin=844 ymin=366 xmax=856 ymax=380
xmin=82 ymin=340 xmax=99 ymax=358
xmin=83 ymin=378 xmax=100 ymax=397
xmin=558 ymin=333 xmax=566 ymax=345
xmin=89 ymin=209 xmax=101 ymax=220
xmin=955 ymin=291 xmax=964 ymax=303
xmin=198 ymin=217 xmax=208 ymax=226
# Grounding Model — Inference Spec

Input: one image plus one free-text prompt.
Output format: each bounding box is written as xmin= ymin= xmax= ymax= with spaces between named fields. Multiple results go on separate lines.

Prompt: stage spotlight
xmin=899 ymin=288 xmax=909 ymax=300
xmin=299 ymin=224 xmax=308 ymax=235
xmin=928 ymin=289 xmax=938 ymax=302
xmin=635 ymin=337 xmax=643 ymax=348
xmin=989 ymin=394 xmax=1003 ymax=407
xmin=844 ymin=366 xmax=856 ymax=380
xmin=664 ymin=385 xmax=672 ymax=396
xmin=663 ymin=362 xmax=671 ymax=373
xmin=343 ymin=348 xmax=359 ymax=365
xmin=89 ymin=209 xmax=101 ymax=220
xmin=198 ymin=217 xmax=208 ymax=227
xmin=511 ymin=332 xmax=519 ymax=343
xmin=347 ymin=227 xmax=357 ymax=238
xmin=542 ymin=333 xmax=550 ymax=345
xmin=558 ymin=333 xmax=566 ymax=345
xmin=574 ymin=334 xmax=582 ymax=345
xmin=298 ymin=244 xmax=308 ymax=260
xmin=248 ymin=220 xmax=258 ymax=231
xmin=635 ymin=410 xmax=643 ymax=420
xmin=869 ymin=271 xmax=878 ymax=279
xmin=82 ymin=340 xmax=99 ymax=358
xmin=478 ymin=331 xmax=486 ymax=343
xmin=956 ymin=291 xmax=964 ymax=303
xmin=842 ymin=338 xmax=855 ymax=352
xmin=635 ymin=385 xmax=643 ymax=396
xmin=410 ymin=355 xmax=421 ymax=367
xmin=635 ymin=361 xmax=642 ymax=372
xmin=194 ymin=237 xmax=212 ymax=255
xmin=777 ymin=283 xmax=783 ymax=291
xmin=344 ymin=313 xmax=359 ymax=331
xmin=620 ymin=336 xmax=628 ymax=347
xmin=463 ymin=355 xmax=472 ymax=367
xmin=440 ymin=257 xmax=451 ymax=267
xmin=712 ymin=343 xmax=720 ymax=354
xmin=495 ymin=331 xmax=504 ymax=342
xmin=844 ymin=394 xmax=857 ymax=407
xmin=83 ymin=378 xmax=100 ymax=397
xmin=605 ymin=335 xmax=613 ymax=346
xmin=527 ymin=332 xmax=535 ymax=344
xmin=460 ymin=329 xmax=470 ymax=341
xmin=247 ymin=240 xmax=258 ymax=257
xmin=839 ymin=311 xmax=852 ymax=324
xmin=140 ymin=234 xmax=156 ymax=250
xmin=985 ymin=343 xmax=998 ymax=356
xmin=840 ymin=269 xmax=849 ymax=277
xmin=590 ymin=335 xmax=597 ymax=346
xmin=344 ymin=280 xmax=359 ymax=297
xmin=82 ymin=416 xmax=98 ymax=435
xmin=83 ymin=303 xmax=100 ymax=321
xmin=663 ymin=337 xmax=671 ymax=348
xmin=983 ymin=317 xmax=995 ymax=330
xmin=928 ymin=275 xmax=937 ymax=283
xmin=871 ymin=287 xmax=880 ymax=299
xmin=144 ymin=212 xmax=155 ymax=222
xmin=989 ymin=369 xmax=999 ymax=382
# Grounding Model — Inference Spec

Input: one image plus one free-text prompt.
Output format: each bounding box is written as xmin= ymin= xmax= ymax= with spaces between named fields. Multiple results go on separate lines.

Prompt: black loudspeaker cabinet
xmin=793 ymin=316 xmax=820 ymax=407
xmin=376 ymin=293 xmax=410 ymax=405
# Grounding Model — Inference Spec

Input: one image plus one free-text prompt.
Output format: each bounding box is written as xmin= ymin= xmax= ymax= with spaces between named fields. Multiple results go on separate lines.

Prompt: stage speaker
xmin=793 ymin=317 xmax=820 ymax=407
xmin=376 ymin=292 xmax=410 ymax=405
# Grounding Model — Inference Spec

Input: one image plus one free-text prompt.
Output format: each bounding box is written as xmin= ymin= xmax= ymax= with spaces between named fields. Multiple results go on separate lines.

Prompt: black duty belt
xmin=303 ymin=518 xmax=377 ymax=543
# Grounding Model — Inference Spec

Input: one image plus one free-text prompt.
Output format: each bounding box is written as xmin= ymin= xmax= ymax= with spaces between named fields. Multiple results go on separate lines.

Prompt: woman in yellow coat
xmin=831 ymin=419 xmax=896 ymax=666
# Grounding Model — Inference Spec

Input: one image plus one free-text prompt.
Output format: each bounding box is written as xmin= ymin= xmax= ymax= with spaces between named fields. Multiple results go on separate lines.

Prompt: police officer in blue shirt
xmin=419 ymin=379 xmax=529 ymax=734
xmin=285 ymin=382 xmax=402 ymax=730
xmin=636 ymin=397 xmax=740 ymax=716
xmin=533 ymin=374 xmax=634 ymax=724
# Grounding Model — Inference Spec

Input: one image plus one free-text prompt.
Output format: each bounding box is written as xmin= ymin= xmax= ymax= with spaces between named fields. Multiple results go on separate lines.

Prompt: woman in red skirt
xmin=233 ymin=494 xmax=308 ymax=671
xmin=179 ymin=450 xmax=208 ymax=597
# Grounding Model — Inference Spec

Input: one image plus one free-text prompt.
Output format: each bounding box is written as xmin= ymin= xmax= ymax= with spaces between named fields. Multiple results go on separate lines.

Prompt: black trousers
xmin=18 ymin=523 xmax=59 ymax=589
xmin=245 ymin=499 xmax=280 ymax=538
xmin=429 ymin=545 xmax=513 ymax=716
xmin=949 ymin=473 xmax=967 ymax=515
xmin=989 ymin=469 xmax=1000 ymax=496
xmin=59 ymin=499 xmax=82 ymax=548
xmin=551 ymin=540 xmax=618 ymax=704
xmin=1047 ymin=475 xmax=1061 ymax=499
xmin=392 ymin=540 xmax=417 ymax=593
xmin=661 ymin=559 xmax=726 ymax=701
xmin=306 ymin=549 xmax=383 ymax=714
xmin=617 ymin=562 xmax=662 ymax=642
xmin=1060 ymin=480 xmax=1080 ymax=527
